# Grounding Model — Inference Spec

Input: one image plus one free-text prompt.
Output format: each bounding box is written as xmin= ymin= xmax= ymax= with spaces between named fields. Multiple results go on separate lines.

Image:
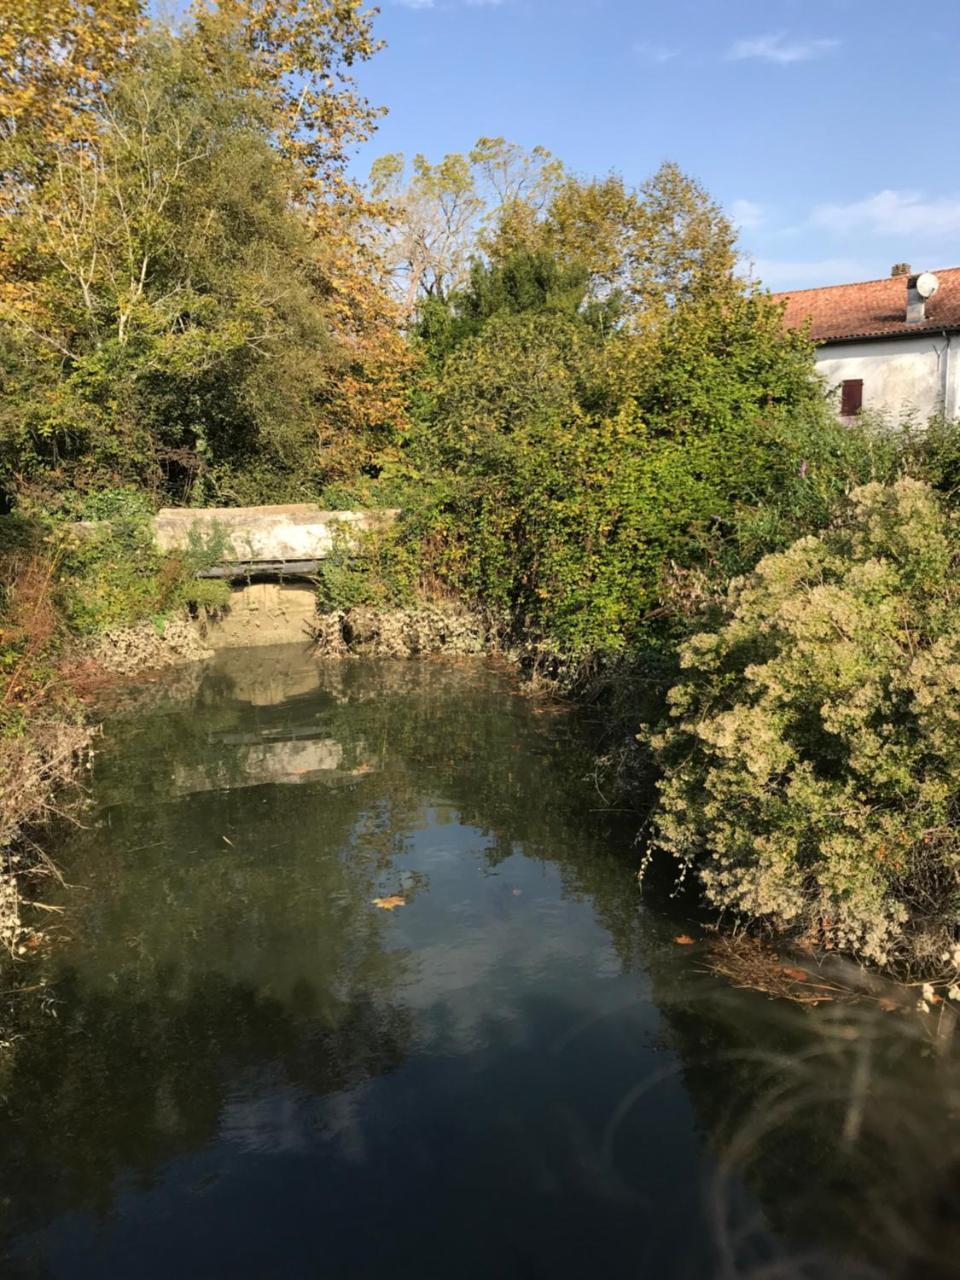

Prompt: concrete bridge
xmin=153 ymin=504 xmax=399 ymax=579
xmin=151 ymin=504 xmax=399 ymax=648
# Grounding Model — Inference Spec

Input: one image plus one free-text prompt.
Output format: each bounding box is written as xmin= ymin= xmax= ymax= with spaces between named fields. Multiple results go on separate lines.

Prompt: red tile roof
xmin=773 ymin=267 xmax=960 ymax=343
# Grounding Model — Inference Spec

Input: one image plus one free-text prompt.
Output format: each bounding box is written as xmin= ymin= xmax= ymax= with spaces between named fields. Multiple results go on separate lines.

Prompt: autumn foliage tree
xmin=0 ymin=0 xmax=408 ymax=507
xmin=368 ymin=138 xmax=565 ymax=315
xmin=369 ymin=141 xmax=737 ymax=328
xmin=374 ymin=147 xmax=884 ymax=658
xmin=0 ymin=0 xmax=142 ymax=176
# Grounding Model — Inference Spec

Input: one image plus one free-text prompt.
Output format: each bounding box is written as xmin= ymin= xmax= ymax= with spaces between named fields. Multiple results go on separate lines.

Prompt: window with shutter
xmin=840 ymin=379 xmax=864 ymax=416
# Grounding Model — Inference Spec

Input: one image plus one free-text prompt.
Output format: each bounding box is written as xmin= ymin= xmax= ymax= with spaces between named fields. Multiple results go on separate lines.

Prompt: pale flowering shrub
xmin=646 ymin=479 xmax=960 ymax=970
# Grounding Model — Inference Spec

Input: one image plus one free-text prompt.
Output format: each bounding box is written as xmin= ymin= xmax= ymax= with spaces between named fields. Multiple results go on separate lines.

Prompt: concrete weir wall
xmin=154 ymin=504 xmax=398 ymax=575
xmin=205 ymin=580 xmax=320 ymax=649
xmin=153 ymin=504 xmax=399 ymax=651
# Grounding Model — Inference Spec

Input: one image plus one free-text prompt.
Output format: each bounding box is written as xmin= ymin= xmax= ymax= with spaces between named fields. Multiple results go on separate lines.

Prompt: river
xmin=1 ymin=647 xmax=957 ymax=1279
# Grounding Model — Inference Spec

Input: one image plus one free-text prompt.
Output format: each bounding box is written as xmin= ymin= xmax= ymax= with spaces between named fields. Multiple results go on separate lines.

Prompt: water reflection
xmin=0 ymin=648 xmax=957 ymax=1279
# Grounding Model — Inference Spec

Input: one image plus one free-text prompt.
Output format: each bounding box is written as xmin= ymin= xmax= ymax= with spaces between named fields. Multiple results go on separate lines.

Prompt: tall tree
xmin=494 ymin=163 xmax=739 ymax=321
xmin=186 ymin=2 xmax=410 ymax=477
xmin=196 ymin=0 xmax=383 ymax=205
xmin=369 ymin=151 xmax=484 ymax=313
xmin=372 ymin=144 xmax=739 ymax=332
xmin=0 ymin=2 xmax=408 ymax=504
xmin=368 ymin=137 xmax=564 ymax=316
xmin=399 ymin=157 xmax=832 ymax=656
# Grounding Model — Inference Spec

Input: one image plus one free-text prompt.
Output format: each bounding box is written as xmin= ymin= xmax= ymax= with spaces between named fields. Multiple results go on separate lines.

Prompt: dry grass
xmin=0 ymin=542 xmax=93 ymax=956
xmin=703 ymin=931 xmax=919 ymax=1016
xmin=0 ymin=720 xmax=92 ymax=953
xmin=0 ymin=721 xmax=92 ymax=849
xmin=0 ymin=547 xmax=62 ymax=720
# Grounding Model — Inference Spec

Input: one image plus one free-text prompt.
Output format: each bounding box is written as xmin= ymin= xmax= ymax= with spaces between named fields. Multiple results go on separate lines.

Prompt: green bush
xmin=404 ymin=293 xmax=894 ymax=658
xmin=645 ymin=479 xmax=960 ymax=973
xmin=74 ymin=488 xmax=157 ymax=523
xmin=314 ymin=521 xmax=418 ymax=613
xmin=895 ymin=415 xmax=960 ymax=499
xmin=58 ymin=516 xmax=229 ymax=635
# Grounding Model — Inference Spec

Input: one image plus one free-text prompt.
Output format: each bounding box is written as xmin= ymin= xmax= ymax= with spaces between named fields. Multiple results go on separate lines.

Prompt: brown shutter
xmin=840 ymin=379 xmax=863 ymax=416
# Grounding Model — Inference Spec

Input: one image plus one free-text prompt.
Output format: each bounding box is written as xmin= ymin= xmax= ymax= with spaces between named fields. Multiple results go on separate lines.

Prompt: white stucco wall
xmin=814 ymin=332 xmax=960 ymax=423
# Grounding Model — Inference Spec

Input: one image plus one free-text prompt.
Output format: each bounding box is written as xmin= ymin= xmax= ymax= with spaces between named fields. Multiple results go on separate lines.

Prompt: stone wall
xmin=90 ymin=592 xmax=496 ymax=668
xmin=313 ymin=604 xmax=496 ymax=658
xmin=86 ymin=617 xmax=213 ymax=675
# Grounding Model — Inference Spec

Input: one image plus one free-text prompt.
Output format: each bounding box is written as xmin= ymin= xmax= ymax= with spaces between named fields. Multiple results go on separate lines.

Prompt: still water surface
xmin=1 ymin=649 xmax=958 ymax=1279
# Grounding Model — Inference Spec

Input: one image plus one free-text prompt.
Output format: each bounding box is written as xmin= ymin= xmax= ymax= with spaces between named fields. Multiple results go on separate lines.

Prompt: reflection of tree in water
xmin=307 ymin=659 xmax=649 ymax=968
xmin=1 ymin=970 xmax=410 ymax=1234
xmin=1 ymin=653 xmax=648 ymax=1255
xmin=11 ymin=652 xmax=956 ymax=1279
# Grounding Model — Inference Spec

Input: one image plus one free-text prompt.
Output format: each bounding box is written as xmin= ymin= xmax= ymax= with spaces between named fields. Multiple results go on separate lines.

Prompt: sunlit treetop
xmin=0 ymin=0 xmax=143 ymax=173
xmin=194 ymin=0 xmax=385 ymax=202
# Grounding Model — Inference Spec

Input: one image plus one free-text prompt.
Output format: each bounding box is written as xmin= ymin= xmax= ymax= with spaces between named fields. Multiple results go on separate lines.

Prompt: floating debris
xmin=372 ymin=895 xmax=406 ymax=912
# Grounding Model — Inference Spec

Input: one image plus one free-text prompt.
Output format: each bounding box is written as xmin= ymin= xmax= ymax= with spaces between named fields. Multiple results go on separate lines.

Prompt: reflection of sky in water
xmin=2 ymin=649 xmax=957 ymax=1280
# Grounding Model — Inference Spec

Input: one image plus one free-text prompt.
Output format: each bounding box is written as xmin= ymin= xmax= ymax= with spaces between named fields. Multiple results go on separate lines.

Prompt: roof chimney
xmin=891 ymin=262 xmax=912 ymax=277
xmin=906 ymin=271 xmax=940 ymax=324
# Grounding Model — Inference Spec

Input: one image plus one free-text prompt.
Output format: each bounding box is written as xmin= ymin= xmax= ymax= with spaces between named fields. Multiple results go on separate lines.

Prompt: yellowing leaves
xmin=0 ymin=0 xmax=142 ymax=163
xmin=372 ymin=895 xmax=406 ymax=912
xmin=0 ymin=0 xmax=409 ymax=496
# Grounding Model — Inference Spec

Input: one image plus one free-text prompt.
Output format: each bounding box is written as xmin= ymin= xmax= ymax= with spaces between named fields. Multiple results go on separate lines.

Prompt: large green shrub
xmin=403 ymin=283 xmax=892 ymax=658
xmin=645 ymin=479 xmax=960 ymax=972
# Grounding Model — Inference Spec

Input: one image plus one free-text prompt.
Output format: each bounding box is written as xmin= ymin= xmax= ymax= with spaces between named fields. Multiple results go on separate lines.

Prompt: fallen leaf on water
xmin=877 ymin=997 xmax=898 ymax=1012
xmin=372 ymin=895 xmax=406 ymax=911
xmin=673 ymin=934 xmax=696 ymax=945
xmin=222 ymin=836 xmax=234 ymax=847
xmin=782 ymin=966 xmax=808 ymax=983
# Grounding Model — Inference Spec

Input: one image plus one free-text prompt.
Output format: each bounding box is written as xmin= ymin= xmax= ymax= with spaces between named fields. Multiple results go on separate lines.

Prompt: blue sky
xmin=347 ymin=0 xmax=960 ymax=291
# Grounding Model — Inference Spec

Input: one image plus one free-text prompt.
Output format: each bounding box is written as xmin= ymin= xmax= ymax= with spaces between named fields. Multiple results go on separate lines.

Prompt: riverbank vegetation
xmin=646 ymin=479 xmax=960 ymax=977
xmin=3 ymin=0 xmax=960 ymax=987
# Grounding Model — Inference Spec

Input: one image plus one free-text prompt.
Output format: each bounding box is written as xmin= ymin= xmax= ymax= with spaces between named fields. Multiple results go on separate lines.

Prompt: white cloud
xmin=729 ymin=32 xmax=839 ymax=64
xmin=730 ymin=199 xmax=764 ymax=230
xmin=746 ymin=257 xmax=875 ymax=290
xmin=812 ymin=189 xmax=960 ymax=238
xmin=634 ymin=41 xmax=680 ymax=64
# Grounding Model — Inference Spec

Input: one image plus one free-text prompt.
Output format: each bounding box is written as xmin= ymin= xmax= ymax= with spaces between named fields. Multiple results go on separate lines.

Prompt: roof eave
xmin=814 ymin=323 xmax=960 ymax=346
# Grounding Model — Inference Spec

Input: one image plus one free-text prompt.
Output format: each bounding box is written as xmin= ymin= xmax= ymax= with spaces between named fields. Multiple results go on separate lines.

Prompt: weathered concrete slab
xmin=153 ymin=505 xmax=398 ymax=570
xmin=203 ymin=581 xmax=318 ymax=648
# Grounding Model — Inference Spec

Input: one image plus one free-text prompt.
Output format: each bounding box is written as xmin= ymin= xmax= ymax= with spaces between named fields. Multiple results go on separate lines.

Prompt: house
xmin=774 ymin=266 xmax=960 ymax=422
